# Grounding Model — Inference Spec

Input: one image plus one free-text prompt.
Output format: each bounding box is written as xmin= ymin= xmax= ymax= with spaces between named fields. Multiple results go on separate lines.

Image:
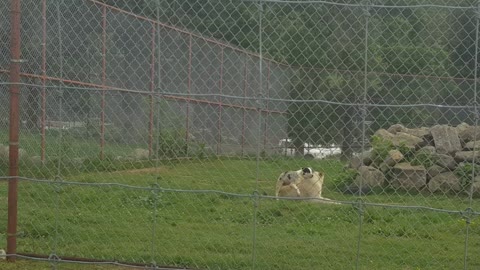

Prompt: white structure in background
xmin=278 ymin=139 xmax=341 ymax=159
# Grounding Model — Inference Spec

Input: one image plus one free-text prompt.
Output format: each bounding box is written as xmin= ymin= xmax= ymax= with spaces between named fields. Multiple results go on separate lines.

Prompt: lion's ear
xmin=315 ymin=171 xmax=324 ymax=178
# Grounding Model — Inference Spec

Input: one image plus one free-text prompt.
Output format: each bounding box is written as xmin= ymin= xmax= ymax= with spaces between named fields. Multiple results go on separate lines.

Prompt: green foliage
xmin=157 ymin=129 xmax=188 ymax=158
xmin=370 ymin=135 xmax=394 ymax=164
xmin=330 ymin=167 xmax=359 ymax=190
xmin=454 ymin=163 xmax=480 ymax=191
xmin=410 ymin=152 xmax=437 ymax=168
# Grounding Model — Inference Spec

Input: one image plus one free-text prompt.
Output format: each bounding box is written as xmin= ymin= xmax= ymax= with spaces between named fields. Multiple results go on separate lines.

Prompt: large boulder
xmin=374 ymin=129 xmax=394 ymax=140
xmin=132 ymin=148 xmax=150 ymax=160
xmin=354 ymin=166 xmax=385 ymax=188
xmin=432 ymin=153 xmax=457 ymax=170
xmin=458 ymin=124 xmax=480 ymax=144
xmin=454 ymin=151 xmax=480 ymax=163
xmin=468 ymin=176 xmax=480 ymax=195
xmin=464 ymin=140 xmax=480 ymax=150
xmin=391 ymin=163 xmax=427 ymax=190
xmin=428 ymin=172 xmax=461 ymax=193
xmin=0 ymin=145 xmax=26 ymax=162
xmin=384 ymin=149 xmax=404 ymax=166
xmin=391 ymin=132 xmax=425 ymax=150
xmin=403 ymin=127 xmax=431 ymax=139
xmin=416 ymin=146 xmax=436 ymax=155
xmin=387 ymin=124 xmax=406 ymax=134
xmin=349 ymin=150 xmax=373 ymax=169
xmin=0 ymin=145 xmax=7 ymax=160
xmin=456 ymin=122 xmax=471 ymax=136
xmin=387 ymin=124 xmax=430 ymax=139
xmin=427 ymin=165 xmax=446 ymax=180
xmin=430 ymin=125 xmax=462 ymax=155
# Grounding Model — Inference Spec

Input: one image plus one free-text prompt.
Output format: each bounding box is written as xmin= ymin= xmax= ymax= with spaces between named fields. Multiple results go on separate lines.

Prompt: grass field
xmin=1 ymin=156 xmax=480 ymax=270
xmin=1 ymin=131 xmax=480 ymax=269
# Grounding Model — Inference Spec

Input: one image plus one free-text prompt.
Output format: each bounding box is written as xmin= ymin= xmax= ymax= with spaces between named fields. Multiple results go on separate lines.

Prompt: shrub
xmin=371 ymin=135 xmax=394 ymax=165
xmin=454 ymin=163 xmax=480 ymax=191
xmin=410 ymin=152 xmax=436 ymax=168
xmin=157 ymin=129 xmax=188 ymax=158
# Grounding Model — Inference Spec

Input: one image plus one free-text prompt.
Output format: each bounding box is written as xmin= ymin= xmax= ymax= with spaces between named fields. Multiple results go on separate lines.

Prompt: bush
xmin=331 ymin=167 xmax=358 ymax=190
xmin=410 ymin=152 xmax=436 ymax=168
xmin=454 ymin=163 xmax=480 ymax=191
xmin=157 ymin=129 xmax=188 ymax=158
xmin=371 ymin=135 xmax=394 ymax=165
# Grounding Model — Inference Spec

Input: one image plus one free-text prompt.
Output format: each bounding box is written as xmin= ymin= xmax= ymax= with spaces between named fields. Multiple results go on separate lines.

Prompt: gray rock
xmin=428 ymin=172 xmax=461 ymax=193
xmin=378 ymin=162 xmax=391 ymax=173
xmin=458 ymin=125 xmax=480 ymax=144
xmin=29 ymin=156 xmax=44 ymax=166
xmin=468 ymin=176 xmax=480 ymax=195
xmin=427 ymin=165 xmax=446 ymax=180
xmin=432 ymin=153 xmax=457 ymax=170
xmin=387 ymin=124 xmax=406 ymax=134
xmin=350 ymin=150 xmax=373 ymax=169
xmin=464 ymin=140 xmax=480 ymax=150
xmin=457 ymin=122 xmax=471 ymax=135
xmin=430 ymin=125 xmax=462 ymax=155
xmin=416 ymin=146 xmax=436 ymax=155
xmin=391 ymin=163 xmax=427 ymax=190
xmin=0 ymin=145 xmax=26 ymax=161
xmin=403 ymin=127 xmax=431 ymax=139
xmin=391 ymin=132 xmax=425 ymax=150
xmin=0 ymin=145 xmax=7 ymax=160
xmin=384 ymin=149 xmax=404 ymax=166
xmin=354 ymin=166 xmax=385 ymax=187
xmin=132 ymin=148 xmax=150 ymax=160
xmin=374 ymin=129 xmax=394 ymax=140
xmin=455 ymin=151 xmax=480 ymax=163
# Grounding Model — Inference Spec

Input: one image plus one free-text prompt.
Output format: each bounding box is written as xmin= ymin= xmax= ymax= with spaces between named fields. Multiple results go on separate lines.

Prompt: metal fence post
xmin=186 ymin=34 xmax=192 ymax=155
xmin=6 ymin=0 xmax=21 ymax=262
xmin=217 ymin=47 xmax=224 ymax=155
xmin=242 ymin=58 xmax=247 ymax=156
xmin=355 ymin=2 xmax=371 ymax=269
xmin=149 ymin=23 xmax=156 ymax=157
xmin=263 ymin=61 xmax=270 ymax=152
xmin=41 ymin=0 xmax=47 ymax=162
xmin=100 ymin=5 xmax=107 ymax=160
xmin=464 ymin=3 xmax=480 ymax=269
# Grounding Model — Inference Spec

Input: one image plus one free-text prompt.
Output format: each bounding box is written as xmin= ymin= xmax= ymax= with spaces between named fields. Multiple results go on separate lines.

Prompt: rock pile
xmin=349 ymin=123 xmax=480 ymax=195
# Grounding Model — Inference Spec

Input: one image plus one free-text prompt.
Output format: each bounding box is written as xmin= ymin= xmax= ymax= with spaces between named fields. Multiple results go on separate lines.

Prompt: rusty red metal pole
xmin=100 ymin=5 xmax=106 ymax=160
xmin=41 ymin=0 xmax=47 ymax=162
xmin=217 ymin=47 xmax=224 ymax=155
xmin=148 ymin=23 xmax=155 ymax=157
xmin=7 ymin=0 xmax=22 ymax=262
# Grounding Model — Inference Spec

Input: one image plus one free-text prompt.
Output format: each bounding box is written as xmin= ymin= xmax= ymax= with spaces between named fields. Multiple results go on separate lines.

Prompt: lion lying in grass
xmin=275 ymin=167 xmax=336 ymax=203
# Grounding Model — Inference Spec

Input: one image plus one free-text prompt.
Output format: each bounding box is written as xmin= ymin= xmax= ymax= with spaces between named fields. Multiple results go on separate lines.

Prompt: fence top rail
xmin=0 ymin=80 xmax=474 ymax=110
xmin=241 ymin=0 xmax=475 ymax=9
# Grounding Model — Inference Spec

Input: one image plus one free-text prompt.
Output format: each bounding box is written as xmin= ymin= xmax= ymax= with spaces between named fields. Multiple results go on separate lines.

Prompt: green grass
xmin=0 ymin=260 xmax=131 ymax=270
xmin=1 ymin=158 xmax=480 ymax=270
xmin=1 ymin=131 xmax=480 ymax=269
xmin=0 ymin=130 xmax=141 ymax=160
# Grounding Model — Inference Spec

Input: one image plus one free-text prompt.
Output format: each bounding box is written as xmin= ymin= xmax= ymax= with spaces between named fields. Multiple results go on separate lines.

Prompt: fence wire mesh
xmin=2 ymin=0 xmax=480 ymax=269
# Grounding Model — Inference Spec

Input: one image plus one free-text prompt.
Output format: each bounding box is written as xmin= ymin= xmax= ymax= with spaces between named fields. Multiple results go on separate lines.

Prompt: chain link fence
xmin=2 ymin=0 xmax=480 ymax=269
